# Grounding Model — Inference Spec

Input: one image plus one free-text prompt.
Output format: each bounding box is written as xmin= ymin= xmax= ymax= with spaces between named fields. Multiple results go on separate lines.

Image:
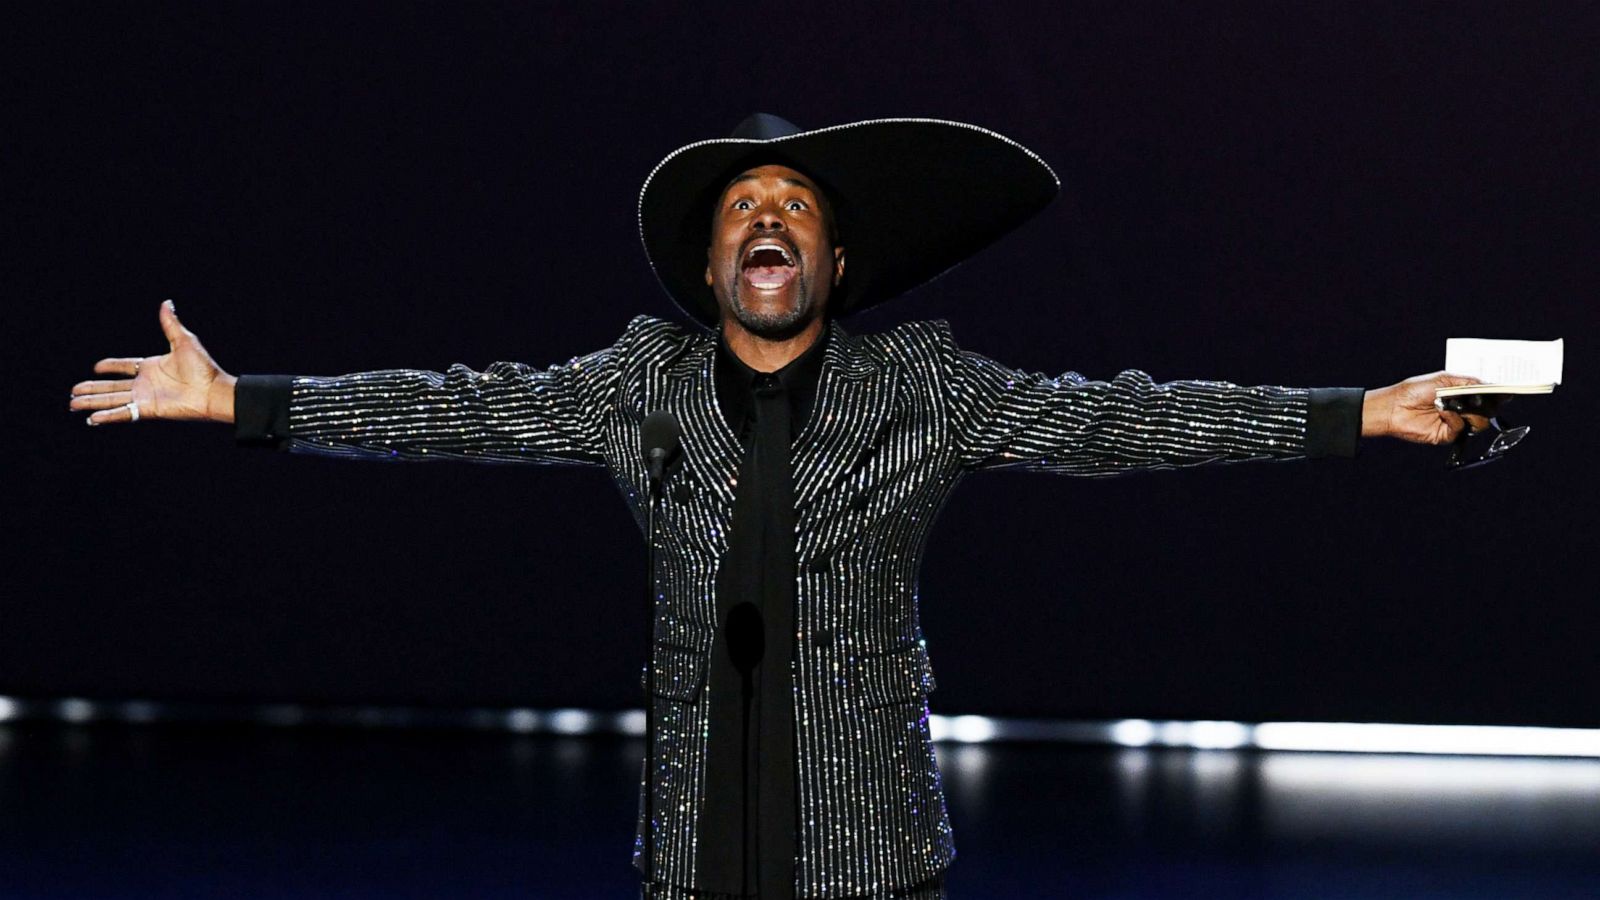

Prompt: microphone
xmin=641 ymin=410 xmax=681 ymax=486
xmin=638 ymin=408 xmax=681 ymax=887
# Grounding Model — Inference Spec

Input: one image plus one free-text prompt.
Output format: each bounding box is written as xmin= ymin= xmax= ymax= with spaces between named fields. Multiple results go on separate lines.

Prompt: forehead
xmin=718 ymin=164 xmax=823 ymax=198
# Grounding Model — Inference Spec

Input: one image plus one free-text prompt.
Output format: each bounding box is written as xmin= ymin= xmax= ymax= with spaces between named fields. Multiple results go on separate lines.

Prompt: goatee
xmin=729 ymin=276 xmax=818 ymax=341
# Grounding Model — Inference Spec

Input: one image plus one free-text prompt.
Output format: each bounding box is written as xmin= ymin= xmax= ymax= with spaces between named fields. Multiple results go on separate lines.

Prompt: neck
xmin=720 ymin=315 xmax=826 ymax=373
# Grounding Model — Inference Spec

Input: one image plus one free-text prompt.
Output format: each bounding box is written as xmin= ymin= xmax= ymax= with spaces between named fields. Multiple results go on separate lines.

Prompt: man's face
xmin=704 ymin=164 xmax=845 ymax=339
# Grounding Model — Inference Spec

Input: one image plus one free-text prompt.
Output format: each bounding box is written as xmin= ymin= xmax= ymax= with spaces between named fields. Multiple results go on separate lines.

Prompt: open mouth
xmin=740 ymin=240 xmax=797 ymax=290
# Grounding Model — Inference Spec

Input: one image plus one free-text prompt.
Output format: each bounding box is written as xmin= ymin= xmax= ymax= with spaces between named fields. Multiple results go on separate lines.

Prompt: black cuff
xmin=1305 ymin=387 xmax=1365 ymax=458
xmin=234 ymin=374 xmax=295 ymax=449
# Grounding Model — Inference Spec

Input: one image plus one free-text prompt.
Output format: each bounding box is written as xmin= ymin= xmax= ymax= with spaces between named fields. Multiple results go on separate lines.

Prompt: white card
xmin=1444 ymin=338 xmax=1563 ymax=386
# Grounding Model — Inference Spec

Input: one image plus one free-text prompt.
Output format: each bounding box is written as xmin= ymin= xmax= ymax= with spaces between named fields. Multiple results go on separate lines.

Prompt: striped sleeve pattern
xmin=944 ymin=332 xmax=1310 ymax=475
xmin=282 ymin=320 xmax=644 ymax=465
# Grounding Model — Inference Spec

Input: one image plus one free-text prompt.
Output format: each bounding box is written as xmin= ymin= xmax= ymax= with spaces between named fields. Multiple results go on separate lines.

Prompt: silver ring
xmin=127 ymin=401 xmax=140 ymax=422
xmin=133 ymin=360 xmax=141 ymax=377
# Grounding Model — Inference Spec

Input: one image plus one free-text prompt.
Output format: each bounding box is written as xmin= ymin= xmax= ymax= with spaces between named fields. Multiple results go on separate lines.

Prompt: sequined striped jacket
xmin=282 ymin=314 xmax=1317 ymax=896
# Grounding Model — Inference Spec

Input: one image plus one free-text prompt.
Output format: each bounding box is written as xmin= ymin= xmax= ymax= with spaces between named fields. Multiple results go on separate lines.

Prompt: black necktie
xmin=699 ymin=372 xmax=798 ymax=898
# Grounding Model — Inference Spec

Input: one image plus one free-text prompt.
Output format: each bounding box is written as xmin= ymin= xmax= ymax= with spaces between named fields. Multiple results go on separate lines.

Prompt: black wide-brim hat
xmin=639 ymin=114 xmax=1060 ymax=327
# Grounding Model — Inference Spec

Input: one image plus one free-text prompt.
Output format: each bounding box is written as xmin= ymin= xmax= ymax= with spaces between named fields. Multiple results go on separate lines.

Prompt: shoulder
xmin=844 ymin=317 xmax=955 ymax=352
xmin=613 ymin=314 xmax=711 ymax=363
xmin=843 ymin=318 xmax=957 ymax=369
xmin=549 ymin=315 xmax=705 ymax=380
xmin=621 ymin=313 xmax=695 ymax=346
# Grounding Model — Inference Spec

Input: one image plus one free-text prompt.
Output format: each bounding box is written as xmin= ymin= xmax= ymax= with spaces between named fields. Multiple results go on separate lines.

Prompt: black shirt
xmin=695 ymin=325 xmax=828 ymax=897
xmin=713 ymin=326 xmax=830 ymax=444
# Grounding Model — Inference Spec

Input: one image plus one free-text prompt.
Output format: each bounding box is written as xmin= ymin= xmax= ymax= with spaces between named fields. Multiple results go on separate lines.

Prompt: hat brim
xmin=638 ymin=118 xmax=1060 ymax=327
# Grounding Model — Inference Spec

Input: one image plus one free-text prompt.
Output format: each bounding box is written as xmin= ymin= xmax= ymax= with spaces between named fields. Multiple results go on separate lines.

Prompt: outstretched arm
xmin=1360 ymin=371 xmax=1489 ymax=445
xmin=70 ymin=300 xmax=237 ymax=425
xmin=70 ymin=302 xmax=638 ymax=466
xmin=942 ymin=332 xmax=1484 ymax=475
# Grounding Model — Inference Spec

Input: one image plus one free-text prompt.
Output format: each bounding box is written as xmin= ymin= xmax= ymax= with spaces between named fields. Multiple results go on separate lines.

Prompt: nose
xmin=751 ymin=205 xmax=785 ymax=232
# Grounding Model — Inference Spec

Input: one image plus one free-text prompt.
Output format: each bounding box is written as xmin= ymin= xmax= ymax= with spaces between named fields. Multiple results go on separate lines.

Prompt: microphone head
xmin=641 ymin=410 xmax=682 ymax=459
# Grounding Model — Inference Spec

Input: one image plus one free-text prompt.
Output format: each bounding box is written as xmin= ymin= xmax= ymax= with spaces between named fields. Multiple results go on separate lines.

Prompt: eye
xmin=785 ymin=200 xmax=807 ymax=211
xmin=732 ymin=199 xmax=754 ymax=211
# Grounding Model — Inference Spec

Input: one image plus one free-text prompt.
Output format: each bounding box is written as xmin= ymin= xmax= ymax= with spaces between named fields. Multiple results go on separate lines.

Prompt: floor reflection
xmin=2 ymin=725 xmax=1598 ymax=898
xmin=1258 ymin=752 xmax=1600 ymax=850
xmin=936 ymin=743 xmax=1600 ymax=897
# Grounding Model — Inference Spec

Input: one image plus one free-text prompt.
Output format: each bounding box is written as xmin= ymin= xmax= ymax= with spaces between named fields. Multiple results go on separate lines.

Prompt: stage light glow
xmin=616 ymin=710 xmax=647 ymax=736
xmin=1110 ymin=719 xmax=1156 ymax=747
xmin=1260 ymin=752 xmax=1600 ymax=795
xmin=505 ymin=709 xmax=540 ymax=732
xmin=1188 ymin=720 xmax=1253 ymax=750
xmin=1253 ymin=722 xmax=1600 ymax=758
xmin=6 ymin=692 xmax=1597 ymax=760
xmin=949 ymin=715 xmax=998 ymax=743
xmin=548 ymin=709 xmax=594 ymax=734
xmin=1157 ymin=720 xmax=1190 ymax=745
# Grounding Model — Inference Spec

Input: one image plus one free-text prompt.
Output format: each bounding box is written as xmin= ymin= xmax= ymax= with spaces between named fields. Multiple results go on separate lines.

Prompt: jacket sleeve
xmin=936 ymin=322 xmax=1361 ymax=475
xmin=239 ymin=316 xmax=657 ymax=466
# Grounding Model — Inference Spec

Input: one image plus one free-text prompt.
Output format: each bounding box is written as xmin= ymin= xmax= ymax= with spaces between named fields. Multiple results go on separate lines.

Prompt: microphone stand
xmin=642 ymin=447 xmax=667 ymax=897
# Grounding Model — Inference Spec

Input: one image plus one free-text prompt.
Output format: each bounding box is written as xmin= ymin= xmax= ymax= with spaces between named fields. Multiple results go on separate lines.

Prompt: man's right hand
xmin=70 ymin=300 xmax=237 ymax=425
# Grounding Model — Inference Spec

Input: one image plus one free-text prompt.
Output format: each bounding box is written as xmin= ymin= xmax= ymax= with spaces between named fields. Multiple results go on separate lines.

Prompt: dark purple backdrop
xmin=11 ymin=2 xmax=1597 ymax=725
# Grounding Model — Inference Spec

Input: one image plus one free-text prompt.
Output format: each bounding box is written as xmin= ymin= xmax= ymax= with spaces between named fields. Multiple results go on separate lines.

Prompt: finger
xmin=72 ymin=378 xmax=134 ymax=396
xmin=1434 ymin=371 xmax=1484 ymax=388
xmin=93 ymin=358 xmax=143 ymax=376
xmin=70 ymin=391 xmax=132 ymax=411
xmin=158 ymin=298 xmax=187 ymax=347
xmin=1463 ymin=413 xmax=1492 ymax=432
xmin=1438 ymin=409 xmax=1467 ymax=439
xmin=85 ymin=402 xmax=138 ymax=426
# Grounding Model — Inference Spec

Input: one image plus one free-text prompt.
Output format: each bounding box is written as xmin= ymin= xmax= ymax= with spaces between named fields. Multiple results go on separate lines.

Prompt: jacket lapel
xmin=654 ymin=336 xmax=741 ymax=517
xmin=791 ymin=321 xmax=897 ymax=512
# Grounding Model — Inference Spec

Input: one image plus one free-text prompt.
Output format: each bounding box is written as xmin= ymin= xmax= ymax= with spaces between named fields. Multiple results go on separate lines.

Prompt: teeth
xmin=746 ymin=242 xmax=794 ymax=265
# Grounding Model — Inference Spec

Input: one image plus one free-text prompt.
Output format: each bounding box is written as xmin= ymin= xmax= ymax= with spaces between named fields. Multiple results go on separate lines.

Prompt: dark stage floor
xmin=2 ymin=724 xmax=1597 ymax=898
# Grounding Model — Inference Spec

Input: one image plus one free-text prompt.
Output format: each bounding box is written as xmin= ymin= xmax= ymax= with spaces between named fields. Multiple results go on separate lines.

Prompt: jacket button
xmin=672 ymin=483 xmax=692 ymax=503
xmin=813 ymin=628 xmax=835 ymax=649
xmin=807 ymin=558 xmax=828 ymax=575
xmin=850 ymin=494 xmax=870 ymax=511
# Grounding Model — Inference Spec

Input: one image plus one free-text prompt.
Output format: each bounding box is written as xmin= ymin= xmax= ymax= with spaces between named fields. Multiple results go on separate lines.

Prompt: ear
xmin=832 ymin=246 xmax=846 ymax=286
xmin=704 ymin=247 xmax=713 ymax=287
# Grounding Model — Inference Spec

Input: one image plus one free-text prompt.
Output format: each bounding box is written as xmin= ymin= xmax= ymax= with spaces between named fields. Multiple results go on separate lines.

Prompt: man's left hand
xmin=1362 ymin=372 xmax=1490 ymax=445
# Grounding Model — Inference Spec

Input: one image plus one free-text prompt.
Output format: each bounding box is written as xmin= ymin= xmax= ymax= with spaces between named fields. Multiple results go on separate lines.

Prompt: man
xmin=70 ymin=114 xmax=1482 ymax=898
